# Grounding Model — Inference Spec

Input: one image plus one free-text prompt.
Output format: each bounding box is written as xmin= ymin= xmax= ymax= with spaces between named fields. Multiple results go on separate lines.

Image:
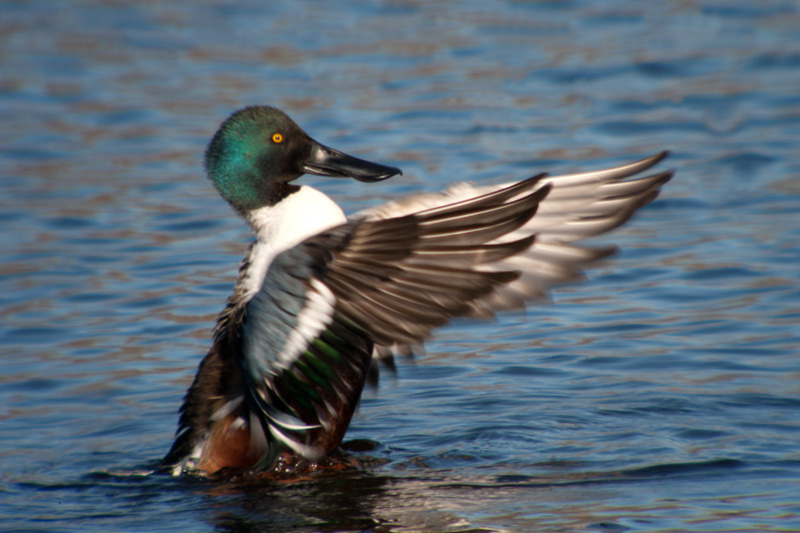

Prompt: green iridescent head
xmin=204 ymin=106 xmax=402 ymax=214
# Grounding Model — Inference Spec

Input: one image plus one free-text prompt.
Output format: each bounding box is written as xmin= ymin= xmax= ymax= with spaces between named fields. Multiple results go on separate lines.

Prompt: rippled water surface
xmin=2 ymin=1 xmax=800 ymax=531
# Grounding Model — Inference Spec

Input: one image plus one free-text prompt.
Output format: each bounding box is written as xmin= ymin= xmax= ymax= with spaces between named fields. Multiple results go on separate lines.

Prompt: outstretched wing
xmin=240 ymin=151 xmax=672 ymax=461
xmin=359 ymin=151 xmax=672 ymax=364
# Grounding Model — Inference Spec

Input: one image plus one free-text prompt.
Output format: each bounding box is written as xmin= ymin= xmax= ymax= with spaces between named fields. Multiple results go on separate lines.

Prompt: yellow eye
xmin=272 ymin=133 xmax=284 ymax=143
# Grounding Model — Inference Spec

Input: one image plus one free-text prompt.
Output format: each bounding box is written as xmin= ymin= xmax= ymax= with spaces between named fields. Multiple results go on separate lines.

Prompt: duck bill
xmin=302 ymin=140 xmax=402 ymax=182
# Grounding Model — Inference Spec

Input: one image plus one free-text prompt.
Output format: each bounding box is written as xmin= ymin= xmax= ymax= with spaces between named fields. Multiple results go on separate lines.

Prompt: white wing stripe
xmin=275 ymin=278 xmax=337 ymax=370
xmin=267 ymin=423 xmax=324 ymax=459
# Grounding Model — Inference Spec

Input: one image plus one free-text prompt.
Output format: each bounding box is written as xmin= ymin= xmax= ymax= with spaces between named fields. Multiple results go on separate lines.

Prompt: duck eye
xmin=272 ymin=133 xmax=284 ymax=144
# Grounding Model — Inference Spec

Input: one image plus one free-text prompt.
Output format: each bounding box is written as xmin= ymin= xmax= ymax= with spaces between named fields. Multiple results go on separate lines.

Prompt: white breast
xmin=239 ymin=186 xmax=347 ymax=301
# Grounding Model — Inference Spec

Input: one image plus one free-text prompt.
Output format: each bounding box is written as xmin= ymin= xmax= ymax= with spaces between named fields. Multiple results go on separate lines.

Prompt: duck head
xmin=204 ymin=106 xmax=402 ymax=214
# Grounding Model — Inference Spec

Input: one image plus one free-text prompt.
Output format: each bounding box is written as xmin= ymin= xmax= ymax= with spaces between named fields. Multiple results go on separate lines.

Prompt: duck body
xmin=163 ymin=106 xmax=672 ymax=476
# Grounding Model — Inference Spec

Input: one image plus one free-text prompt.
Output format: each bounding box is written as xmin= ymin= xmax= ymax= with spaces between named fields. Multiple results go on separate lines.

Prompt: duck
xmin=163 ymin=105 xmax=672 ymax=476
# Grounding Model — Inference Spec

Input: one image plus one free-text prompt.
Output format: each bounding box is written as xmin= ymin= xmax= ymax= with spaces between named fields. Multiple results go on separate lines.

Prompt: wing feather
xmin=352 ymin=151 xmax=672 ymax=359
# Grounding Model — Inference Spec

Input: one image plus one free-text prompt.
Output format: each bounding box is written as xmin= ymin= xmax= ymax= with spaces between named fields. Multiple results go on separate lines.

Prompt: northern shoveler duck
xmin=163 ymin=106 xmax=672 ymax=476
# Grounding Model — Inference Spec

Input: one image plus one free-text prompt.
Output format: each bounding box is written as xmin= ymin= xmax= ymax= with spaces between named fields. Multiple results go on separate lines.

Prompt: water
xmin=2 ymin=1 xmax=799 ymax=531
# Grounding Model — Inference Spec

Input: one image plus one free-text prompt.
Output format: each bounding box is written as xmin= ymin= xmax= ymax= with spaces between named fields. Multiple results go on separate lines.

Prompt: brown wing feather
xmin=308 ymin=175 xmax=553 ymax=348
xmin=331 ymin=152 xmax=673 ymax=363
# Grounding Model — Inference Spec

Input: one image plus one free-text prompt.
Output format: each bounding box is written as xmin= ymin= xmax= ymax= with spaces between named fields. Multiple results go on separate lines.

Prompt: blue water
xmin=2 ymin=1 xmax=800 ymax=531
